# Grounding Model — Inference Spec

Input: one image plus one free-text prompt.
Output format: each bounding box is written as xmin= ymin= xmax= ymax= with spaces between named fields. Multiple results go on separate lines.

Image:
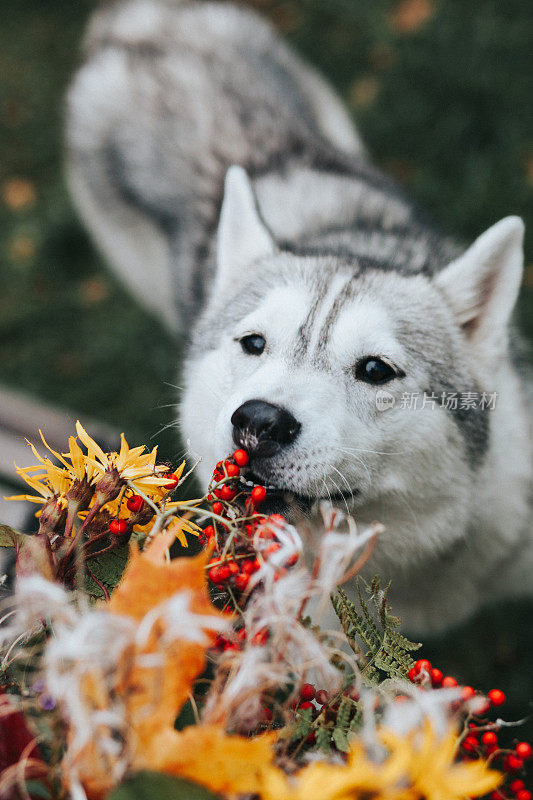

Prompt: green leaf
xmin=84 ymin=544 xmax=130 ymax=599
xmin=333 ymin=581 xmax=420 ymax=682
xmin=291 ymin=707 xmax=314 ymax=742
xmin=0 ymin=524 xmax=24 ymax=547
xmin=174 ymin=698 xmax=197 ymax=731
xmin=107 ymin=771 xmax=222 ymax=800
xmin=316 ymin=725 xmax=332 ymax=753
xmin=24 ymin=780 xmax=52 ymax=799
xmin=335 ymin=697 xmax=352 ymax=732
xmin=349 ymin=709 xmax=362 ymax=733
xmin=332 ymin=725 xmax=350 ymax=753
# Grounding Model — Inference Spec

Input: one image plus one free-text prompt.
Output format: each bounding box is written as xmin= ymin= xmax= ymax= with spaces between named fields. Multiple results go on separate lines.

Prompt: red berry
xmin=516 ymin=742 xmax=532 ymax=761
xmin=442 ymin=676 xmax=458 ymax=689
xmin=164 ymin=473 xmax=179 ymax=489
xmin=430 ymin=668 xmax=443 ymax=686
xmin=220 ymin=485 xmax=237 ymax=501
xmin=315 ymin=689 xmax=329 ymax=705
xmin=213 ymin=488 xmax=224 ymax=499
xmin=286 ymin=553 xmax=299 ymax=566
xmin=298 ymin=701 xmax=314 ymax=711
xmin=491 ymin=793 xmax=502 ymax=800
xmin=233 ymin=449 xmax=249 ymax=467
xmin=251 ymin=485 xmax=267 ymax=505
xmin=110 ymin=519 xmax=128 ymax=535
xmin=217 ymin=565 xmax=231 ymax=582
xmin=511 ymin=780 xmax=526 ymax=793
xmin=300 ymin=683 xmax=316 ymax=702
xmin=488 ymin=689 xmax=506 ymax=707
xmin=461 ymin=686 xmax=476 ymax=701
xmin=242 ymin=560 xmax=256 ymax=575
xmin=516 ymin=791 xmax=532 ymax=800
xmin=234 ymin=573 xmax=249 ymax=591
xmin=473 ymin=698 xmax=491 ymax=715
xmin=126 ymin=494 xmax=144 ymax=513
xmin=414 ymin=659 xmax=431 ymax=674
xmin=344 ymin=686 xmax=360 ymax=702
xmin=504 ymin=755 xmax=523 ymax=772
xmin=252 ymin=629 xmax=269 ymax=646
xmin=482 ymin=732 xmax=498 ymax=747
xmin=225 ymin=463 xmax=240 ymax=478
xmin=257 ymin=527 xmax=275 ymax=541
xmin=227 ymin=561 xmax=239 ymax=575
xmin=212 ymin=501 xmax=223 ymax=515
xmin=462 ymin=735 xmax=478 ymax=752
xmin=208 ymin=567 xmax=222 ymax=583
xmin=408 ymin=667 xmax=418 ymax=683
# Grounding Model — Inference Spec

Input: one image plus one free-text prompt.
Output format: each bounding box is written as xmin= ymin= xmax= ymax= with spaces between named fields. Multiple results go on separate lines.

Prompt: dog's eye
xmin=355 ymin=357 xmax=397 ymax=384
xmin=240 ymin=334 xmax=266 ymax=356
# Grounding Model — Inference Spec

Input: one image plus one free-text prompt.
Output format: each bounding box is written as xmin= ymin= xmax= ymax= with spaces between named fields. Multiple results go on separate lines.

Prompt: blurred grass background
xmin=1 ymin=0 xmax=532 ymax=758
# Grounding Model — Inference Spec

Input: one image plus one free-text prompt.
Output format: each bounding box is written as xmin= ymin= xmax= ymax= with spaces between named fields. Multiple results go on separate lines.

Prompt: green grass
xmin=0 ymin=0 xmax=532 ymax=760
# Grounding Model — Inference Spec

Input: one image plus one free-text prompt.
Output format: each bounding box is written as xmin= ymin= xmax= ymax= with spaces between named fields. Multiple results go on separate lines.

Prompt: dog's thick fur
xmin=66 ymin=0 xmax=532 ymax=634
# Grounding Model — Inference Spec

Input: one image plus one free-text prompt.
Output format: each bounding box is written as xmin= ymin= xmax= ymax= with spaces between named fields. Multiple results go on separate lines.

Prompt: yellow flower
xmin=134 ymin=718 xmax=500 ymax=800
xmin=84 ymin=490 xmax=201 ymax=541
xmin=76 ymin=421 xmax=170 ymax=498
xmin=7 ymin=437 xmax=72 ymax=507
xmin=405 ymin=722 xmax=501 ymax=800
xmin=38 ymin=429 xmax=100 ymax=485
xmin=163 ymin=514 xmax=200 ymax=545
xmin=262 ymin=724 xmax=501 ymax=800
xmin=6 ymin=431 xmax=98 ymax=509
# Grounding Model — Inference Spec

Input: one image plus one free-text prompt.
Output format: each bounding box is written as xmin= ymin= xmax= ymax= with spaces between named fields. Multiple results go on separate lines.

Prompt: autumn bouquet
xmin=0 ymin=424 xmax=529 ymax=800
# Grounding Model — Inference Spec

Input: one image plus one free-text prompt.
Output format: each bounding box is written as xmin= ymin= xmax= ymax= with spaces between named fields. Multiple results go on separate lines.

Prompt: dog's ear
xmin=215 ymin=165 xmax=276 ymax=295
xmin=436 ymin=216 xmax=524 ymax=352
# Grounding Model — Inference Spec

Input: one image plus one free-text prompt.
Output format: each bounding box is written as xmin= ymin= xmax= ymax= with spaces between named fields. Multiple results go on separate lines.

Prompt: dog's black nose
xmin=231 ymin=400 xmax=301 ymax=454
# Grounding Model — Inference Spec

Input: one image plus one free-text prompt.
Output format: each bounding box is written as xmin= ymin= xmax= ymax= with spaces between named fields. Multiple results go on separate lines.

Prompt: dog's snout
xmin=231 ymin=400 xmax=301 ymax=452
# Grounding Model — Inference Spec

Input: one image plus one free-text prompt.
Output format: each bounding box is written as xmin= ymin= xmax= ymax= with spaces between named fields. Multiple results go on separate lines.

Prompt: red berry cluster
xmin=198 ymin=449 xmax=300 ymax=601
xmin=107 ymin=489 xmax=154 ymax=541
xmin=213 ymin=626 xmax=270 ymax=654
xmin=106 ymin=469 xmax=181 ymax=542
xmin=288 ymin=682 xmax=361 ymax=748
xmin=209 ymin=449 xmax=266 ymax=508
xmin=408 ymin=659 xmax=531 ymax=796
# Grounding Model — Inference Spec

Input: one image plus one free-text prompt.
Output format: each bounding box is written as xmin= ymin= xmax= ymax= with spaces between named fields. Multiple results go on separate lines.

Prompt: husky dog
xmin=66 ymin=0 xmax=532 ymax=633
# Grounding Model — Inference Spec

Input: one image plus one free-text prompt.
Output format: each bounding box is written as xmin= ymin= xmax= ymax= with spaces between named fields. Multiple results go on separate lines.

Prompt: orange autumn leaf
xmin=66 ymin=527 xmax=229 ymax=798
xmin=149 ymin=725 xmax=282 ymax=797
xmin=111 ymin=530 xmax=226 ymax=750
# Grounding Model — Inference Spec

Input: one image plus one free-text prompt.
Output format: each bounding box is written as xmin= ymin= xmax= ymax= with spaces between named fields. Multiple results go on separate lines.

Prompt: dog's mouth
xmin=241 ymin=470 xmax=358 ymax=517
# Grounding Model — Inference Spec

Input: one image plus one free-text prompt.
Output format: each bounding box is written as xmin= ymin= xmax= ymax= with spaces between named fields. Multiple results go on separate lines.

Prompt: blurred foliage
xmin=0 ymin=0 xmax=532 ymax=758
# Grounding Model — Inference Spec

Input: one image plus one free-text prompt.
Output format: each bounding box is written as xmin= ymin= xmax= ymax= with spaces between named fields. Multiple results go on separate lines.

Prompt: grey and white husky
xmin=66 ymin=0 xmax=532 ymax=633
